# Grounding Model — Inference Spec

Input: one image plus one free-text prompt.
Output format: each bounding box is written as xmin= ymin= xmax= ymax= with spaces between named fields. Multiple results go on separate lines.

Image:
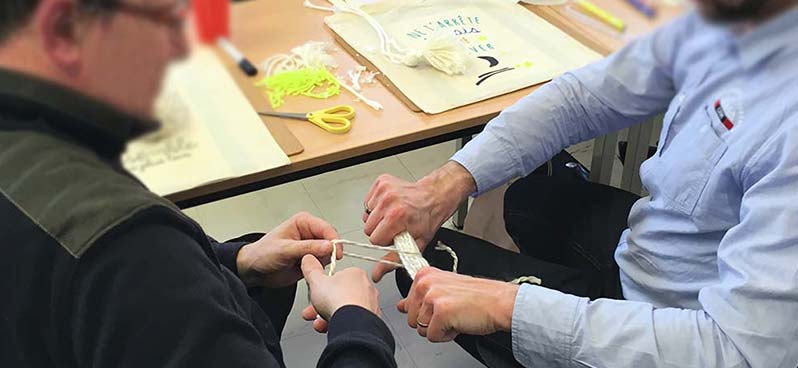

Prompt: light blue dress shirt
xmin=451 ymin=8 xmax=798 ymax=368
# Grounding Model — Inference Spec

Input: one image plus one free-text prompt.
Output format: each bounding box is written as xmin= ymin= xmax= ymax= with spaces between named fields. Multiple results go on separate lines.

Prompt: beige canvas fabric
xmin=326 ymin=0 xmax=601 ymax=113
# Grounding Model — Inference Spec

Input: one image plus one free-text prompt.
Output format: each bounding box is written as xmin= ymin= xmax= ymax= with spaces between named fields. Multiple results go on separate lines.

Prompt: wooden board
xmin=214 ymin=49 xmax=305 ymax=156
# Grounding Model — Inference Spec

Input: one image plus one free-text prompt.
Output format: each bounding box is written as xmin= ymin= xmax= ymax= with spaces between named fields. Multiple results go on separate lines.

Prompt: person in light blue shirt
xmin=361 ymin=0 xmax=798 ymax=366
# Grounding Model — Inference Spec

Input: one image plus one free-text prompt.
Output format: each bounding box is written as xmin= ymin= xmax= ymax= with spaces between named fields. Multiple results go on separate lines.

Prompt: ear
xmin=35 ymin=0 xmax=84 ymax=75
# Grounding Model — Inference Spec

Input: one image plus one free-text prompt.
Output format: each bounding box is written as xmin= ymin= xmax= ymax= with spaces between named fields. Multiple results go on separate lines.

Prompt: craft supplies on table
xmin=561 ymin=2 xmax=626 ymax=39
xmin=325 ymin=0 xmax=602 ymax=114
xmin=258 ymin=105 xmax=356 ymax=134
xmin=258 ymin=41 xmax=384 ymax=111
xmin=255 ymin=66 xmax=342 ymax=108
xmin=218 ymin=38 xmax=259 ymax=76
xmin=573 ymin=0 xmax=627 ymax=32
xmin=624 ymin=0 xmax=657 ymax=18
xmin=194 ymin=0 xmax=258 ymax=77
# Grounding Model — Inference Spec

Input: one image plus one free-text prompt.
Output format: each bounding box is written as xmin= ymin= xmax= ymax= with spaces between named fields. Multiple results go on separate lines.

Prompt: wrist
xmin=236 ymin=244 xmax=261 ymax=288
xmin=494 ymin=283 xmax=520 ymax=332
xmin=420 ymin=161 xmax=476 ymax=220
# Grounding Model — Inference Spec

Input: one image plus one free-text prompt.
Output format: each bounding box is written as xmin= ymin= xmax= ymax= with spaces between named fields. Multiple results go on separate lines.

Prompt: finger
xmin=285 ymin=239 xmax=334 ymax=262
xmin=334 ymin=241 xmax=344 ymax=260
xmin=369 ymin=214 xmax=405 ymax=246
xmin=313 ymin=317 xmax=329 ymax=333
xmin=362 ymin=199 xmax=385 ymax=237
xmin=301 ymin=254 xmax=325 ymax=288
xmin=294 ymin=212 xmax=339 ymax=241
xmin=371 ymin=252 xmax=401 ymax=283
xmin=397 ymin=298 xmax=407 ymax=313
xmin=363 ymin=175 xmax=386 ymax=213
xmin=416 ymin=300 xmax=434 ymax=338
xmin=362 ymin=211 xmax=369 ymax=224
xmin=427 ymin=310 xmax=456 ymax=343
xmin=405 ymin=281 xmax=423 ymax=329
xmin=302 ymin=304 xmax=318 ymax=321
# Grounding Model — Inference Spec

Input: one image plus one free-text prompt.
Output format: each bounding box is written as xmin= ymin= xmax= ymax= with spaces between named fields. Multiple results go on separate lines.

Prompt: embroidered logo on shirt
xmin=712 ymin=89 xmax=744 ymax=132
xmin=714 ymin=99 xmax=734 ymax=130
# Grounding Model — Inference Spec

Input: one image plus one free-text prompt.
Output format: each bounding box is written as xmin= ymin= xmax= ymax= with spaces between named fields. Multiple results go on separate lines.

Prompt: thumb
xmin=301 ymin=254 xmax=325 ymax=287
xmin=372 ymin=252 xmax=401 ymax=282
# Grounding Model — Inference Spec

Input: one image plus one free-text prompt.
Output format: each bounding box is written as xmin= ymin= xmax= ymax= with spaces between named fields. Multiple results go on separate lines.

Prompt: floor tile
xmin=382 ymin=321 xmax=418 ymax=368
xmin=301 ymin=156 xmax=414 ymax=234
xmin=381 ymin=303 xmax=484 ymax=368
xmin=402 ymin=336 xmax=485 ymax=368
xmin=397 ymin=141 xmax=457 ymax=180
xmin=190 ymin=181 xmax=322 ymax=241
xmin=281 ymin=281 xmax=417 ymax=367
xmin=281 ymin=316 xmax=417 ymax=368
xmin=281 ymin=328 xmax=328 ymax=367
xmin=281 ymin=280 xmax=316 ymax=340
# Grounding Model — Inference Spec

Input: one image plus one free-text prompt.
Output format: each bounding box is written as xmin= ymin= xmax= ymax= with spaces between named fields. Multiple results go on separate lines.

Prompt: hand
xmin=398 ymin=267 xmax=519 ymax=343
xmin=300 ymin=255 xmax=381 ymax=333
xmin=364 ymin=161 xmax=476 ymax=282
xmin=236 ymin=212 xmax=342 ymax=288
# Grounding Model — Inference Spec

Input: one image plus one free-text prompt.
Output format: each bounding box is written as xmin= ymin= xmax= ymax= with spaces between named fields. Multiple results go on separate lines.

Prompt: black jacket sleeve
xmin=69 ymin=222 xmax=396 ymax=368
xmin=320 ymin=305 xmax=398 ymax=368
xmin=70 ymin=223 xmax=285 ymax=367
xmin=209 ymin=237 xmax=248 ymax=276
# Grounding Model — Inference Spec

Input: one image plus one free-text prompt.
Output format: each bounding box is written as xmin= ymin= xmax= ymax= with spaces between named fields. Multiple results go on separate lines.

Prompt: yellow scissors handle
xmin=306 ymin=105 xmax=355 ymax=134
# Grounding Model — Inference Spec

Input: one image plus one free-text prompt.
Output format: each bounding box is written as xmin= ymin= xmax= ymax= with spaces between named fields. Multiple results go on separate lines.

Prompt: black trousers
xmin=396 ymin=175 xmax=640 ymax=367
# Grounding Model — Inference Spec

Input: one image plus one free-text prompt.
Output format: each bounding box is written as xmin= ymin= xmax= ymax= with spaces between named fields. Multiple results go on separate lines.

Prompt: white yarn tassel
xmin=330 ymin=0 xmax=469 ymax=76
xmin=402 ymin=32 xmax=469 ymax=75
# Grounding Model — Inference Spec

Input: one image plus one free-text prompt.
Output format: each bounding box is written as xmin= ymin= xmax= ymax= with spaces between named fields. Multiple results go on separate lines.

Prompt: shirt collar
xmin=0 ymin=68 xmax=158 ymax=159
xmin=734 ymin=6 xmax=798 ymax=69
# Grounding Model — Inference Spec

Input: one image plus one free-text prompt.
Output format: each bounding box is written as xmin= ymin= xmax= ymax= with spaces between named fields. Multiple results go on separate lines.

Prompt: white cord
xmin=339 ymin=79 xmax=384 ymax=110
xmin=328 ymin=234 xmax=542 ymax=285
xmin=434 ymin=242 xmax=458 ymax=273
xmin=303 ymin=0 xmax=335 ymax=12
xmin=510 ymin=275 xmax=542 ymax=285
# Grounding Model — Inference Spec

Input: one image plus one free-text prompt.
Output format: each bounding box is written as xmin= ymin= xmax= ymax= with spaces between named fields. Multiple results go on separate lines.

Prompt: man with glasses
xmin=0 ymin=1 xmax=396 ymax=367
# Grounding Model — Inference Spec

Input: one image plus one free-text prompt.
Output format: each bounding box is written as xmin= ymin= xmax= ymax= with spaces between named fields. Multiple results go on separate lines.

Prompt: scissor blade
xmin=258 ymin=112 xmax=308 ymax=120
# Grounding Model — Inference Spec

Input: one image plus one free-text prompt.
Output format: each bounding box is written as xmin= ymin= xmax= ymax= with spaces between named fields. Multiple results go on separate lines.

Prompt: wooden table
xmin=169 ymin=0 xmax=685 ymax=208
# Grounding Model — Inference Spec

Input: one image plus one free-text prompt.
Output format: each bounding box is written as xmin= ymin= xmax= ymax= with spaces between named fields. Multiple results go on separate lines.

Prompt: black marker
xmin=217 ymin=37 xmax=258 ymax=77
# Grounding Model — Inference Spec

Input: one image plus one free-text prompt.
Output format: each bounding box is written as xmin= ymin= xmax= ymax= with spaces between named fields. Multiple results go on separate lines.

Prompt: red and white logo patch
xmin=713 ymin=89 xmax=744 ymax=131
xmin=714 ymin=99 xmax=734 ymax=130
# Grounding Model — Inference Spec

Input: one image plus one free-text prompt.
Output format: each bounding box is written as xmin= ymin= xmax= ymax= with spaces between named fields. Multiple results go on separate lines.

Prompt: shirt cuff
xmin=211 ymin=241 xmax=248 ymax=277
xmin=511 ymin=284 xmax=584 ymax=367
xmin=450 ymin=129 xmax=519 ymax=195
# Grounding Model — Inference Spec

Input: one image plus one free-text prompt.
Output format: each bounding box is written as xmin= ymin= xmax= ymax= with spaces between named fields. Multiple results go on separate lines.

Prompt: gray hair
xmin=0 ymin=0 xmax=122 ymax=42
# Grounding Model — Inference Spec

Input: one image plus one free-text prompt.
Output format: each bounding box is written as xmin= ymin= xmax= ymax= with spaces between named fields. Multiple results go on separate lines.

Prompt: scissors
xmin=258 ymin=105 xmax=355 ymax=134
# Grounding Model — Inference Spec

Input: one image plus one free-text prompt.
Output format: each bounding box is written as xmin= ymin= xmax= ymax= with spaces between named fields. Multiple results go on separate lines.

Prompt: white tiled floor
xmin=184 ymin=139 xmax=607 ymax=367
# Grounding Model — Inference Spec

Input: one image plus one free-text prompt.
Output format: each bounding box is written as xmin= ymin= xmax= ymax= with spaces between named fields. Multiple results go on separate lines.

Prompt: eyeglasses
xmin=113 ymin=0 xmax=190 ymax=31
